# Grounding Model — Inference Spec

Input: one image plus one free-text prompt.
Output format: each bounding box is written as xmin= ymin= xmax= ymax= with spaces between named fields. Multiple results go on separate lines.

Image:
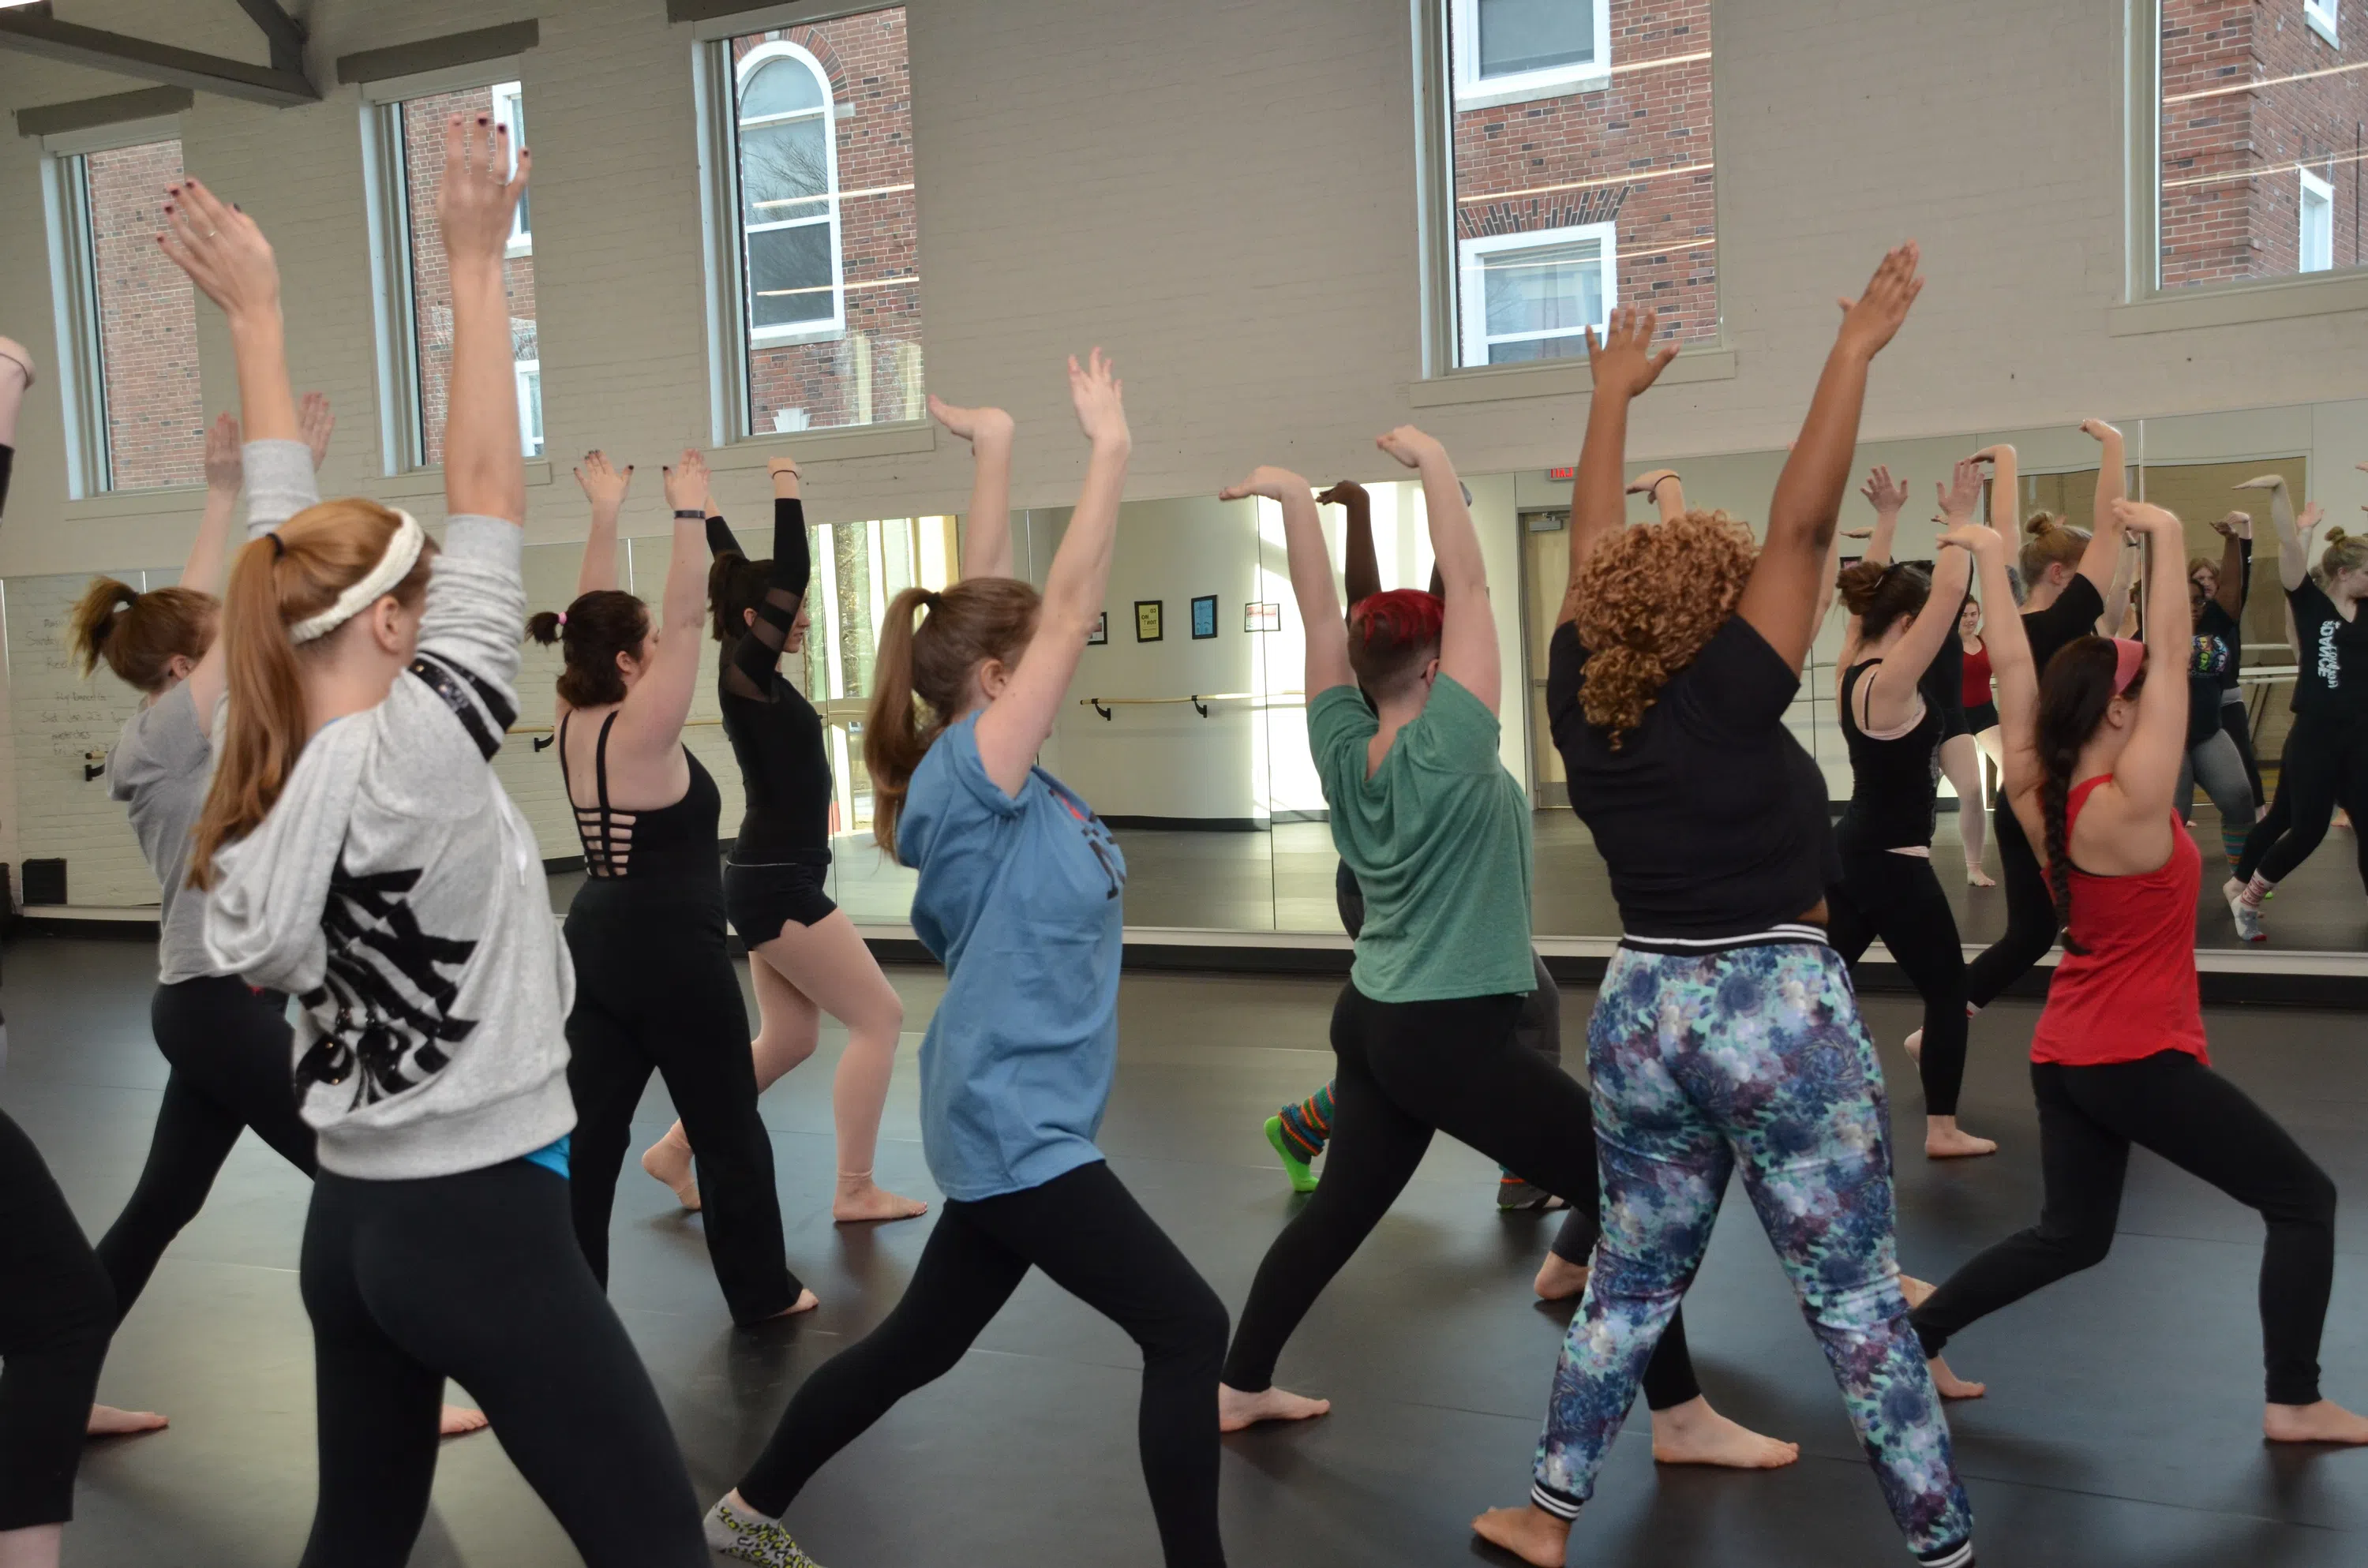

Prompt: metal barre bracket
xmin=1090 ymin=699 xmax=1112 ymax=721
xmin=533 ymin=733 xmax=556 ymax=752
xmin=1190 ymin=696 xmax=1209 ymax=717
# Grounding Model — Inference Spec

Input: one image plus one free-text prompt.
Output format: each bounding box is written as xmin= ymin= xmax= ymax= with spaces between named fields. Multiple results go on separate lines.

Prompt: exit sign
xmin=1547 ymin=466 xmax=1576 ymax=481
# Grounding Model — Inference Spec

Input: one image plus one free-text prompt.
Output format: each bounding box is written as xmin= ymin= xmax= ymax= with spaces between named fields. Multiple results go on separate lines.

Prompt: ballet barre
xmin=1077 ymin=691 xmax=1305 ymax=720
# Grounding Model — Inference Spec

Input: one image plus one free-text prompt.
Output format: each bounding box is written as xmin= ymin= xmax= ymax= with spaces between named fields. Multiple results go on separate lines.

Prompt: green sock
xmin=1265 ymin=1115 xmax=1317 ymax=1194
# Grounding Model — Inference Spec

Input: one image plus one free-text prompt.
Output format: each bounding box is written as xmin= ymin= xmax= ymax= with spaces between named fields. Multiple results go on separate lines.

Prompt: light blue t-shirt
xmin=902 ymin=715 xmax=1127 ymax=1203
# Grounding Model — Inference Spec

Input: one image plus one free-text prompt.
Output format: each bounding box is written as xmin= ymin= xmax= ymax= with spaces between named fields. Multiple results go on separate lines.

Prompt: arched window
xmin=736 ymin=41 xmax=841 ymax=341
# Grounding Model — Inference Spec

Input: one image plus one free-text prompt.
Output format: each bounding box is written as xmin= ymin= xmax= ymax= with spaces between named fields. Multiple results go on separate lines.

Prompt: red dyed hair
xmin=1347 ymin=588 xmax=1444 ymax=698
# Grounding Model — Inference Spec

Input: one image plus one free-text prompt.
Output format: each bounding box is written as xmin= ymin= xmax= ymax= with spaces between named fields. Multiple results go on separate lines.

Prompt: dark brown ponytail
xmin=863 ymin=578 xmax=1042 ymax=857
xmin=526 ymin=589 xmax=650 ymax=708
xmin=1836 ymin=559 xmax=1931 ymax=642
xmin=2033 ymin=637 xmax=2145 ymax=955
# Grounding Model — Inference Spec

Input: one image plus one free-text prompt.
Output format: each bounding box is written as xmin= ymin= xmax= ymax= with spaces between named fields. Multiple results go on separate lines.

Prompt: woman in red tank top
xmin=1906 ymin=503 xmax=2366 ymax=1446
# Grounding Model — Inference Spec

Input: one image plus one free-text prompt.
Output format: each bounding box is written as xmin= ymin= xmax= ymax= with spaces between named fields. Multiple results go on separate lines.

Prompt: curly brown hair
xmin=1572 ymin=509 xmax=1758 ymax=748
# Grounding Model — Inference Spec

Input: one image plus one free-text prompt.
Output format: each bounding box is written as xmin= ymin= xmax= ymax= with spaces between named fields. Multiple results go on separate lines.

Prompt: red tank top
xmin=1960 ymin=642 xmax=1993 ymax=709
xmin=2029 ymin=777 xmax=2208 ymax=1068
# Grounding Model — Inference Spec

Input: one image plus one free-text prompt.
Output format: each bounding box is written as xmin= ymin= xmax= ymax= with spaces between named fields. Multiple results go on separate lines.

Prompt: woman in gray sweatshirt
xmin=171 ymin=121 xmax=706 ymax=1568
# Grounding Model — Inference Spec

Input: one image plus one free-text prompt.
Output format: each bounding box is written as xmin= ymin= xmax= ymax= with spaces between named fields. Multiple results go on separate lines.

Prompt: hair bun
xmin=2328 ymin=526 xmax=2351 ymax=547
xmin=2025 ymin=513 xmax=2056 ymax=537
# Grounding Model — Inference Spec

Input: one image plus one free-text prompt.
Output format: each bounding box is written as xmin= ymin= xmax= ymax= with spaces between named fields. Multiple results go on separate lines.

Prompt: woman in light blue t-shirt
xmin=703 ymin=354 xmax=1232 ymax=1568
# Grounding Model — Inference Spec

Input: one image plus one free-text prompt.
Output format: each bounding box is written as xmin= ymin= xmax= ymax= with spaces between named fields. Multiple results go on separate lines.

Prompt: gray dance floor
xmin=9 ymin=933 xmax=2368 ymax=1566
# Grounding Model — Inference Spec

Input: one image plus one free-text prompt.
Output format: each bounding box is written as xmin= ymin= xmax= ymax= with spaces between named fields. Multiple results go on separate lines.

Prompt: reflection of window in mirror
xmin=2299 ymin=168 xmax=2335 ymax=274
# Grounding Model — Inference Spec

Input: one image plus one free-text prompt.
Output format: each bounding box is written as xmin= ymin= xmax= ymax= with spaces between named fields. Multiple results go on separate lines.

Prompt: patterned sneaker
xmin=1265 ymin=1115 xmax=1317 ymax=1195
xmin=705 ymin=1495 xmax=822 ymax=1567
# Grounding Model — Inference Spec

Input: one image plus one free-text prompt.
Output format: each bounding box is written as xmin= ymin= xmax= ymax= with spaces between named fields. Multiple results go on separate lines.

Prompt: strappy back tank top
xmin=557 ymin=709 xmax=721 ymax=881
xmin=1838 ymin=658 xmax=1941 ymax=850
xmin=2029 ymin=776 xmax=2207 ymax=1068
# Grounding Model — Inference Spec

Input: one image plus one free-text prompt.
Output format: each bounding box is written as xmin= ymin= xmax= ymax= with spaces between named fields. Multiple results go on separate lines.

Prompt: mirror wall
xmin=13 ymin=400 xmax=2364 ymax=956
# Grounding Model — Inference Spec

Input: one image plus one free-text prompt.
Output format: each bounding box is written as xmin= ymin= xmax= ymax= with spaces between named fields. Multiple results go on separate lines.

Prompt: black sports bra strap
xmin=556 ymin=709 xmax=575 ymax=795
xmin=594 ymin=710 xmax=619 ymax=811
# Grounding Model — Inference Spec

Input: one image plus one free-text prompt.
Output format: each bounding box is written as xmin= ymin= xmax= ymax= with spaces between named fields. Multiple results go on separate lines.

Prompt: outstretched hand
xmin=1627 ymin=469 xmax=1680 ymax=497
xmin=1067 ymin=349 xmax=1128 ymax=447
xmin=928 ymin=395 xmax=1014 ymax=449
xmin=1219 ymin=466 xmax=1310 ymax=504
xmin=203 ymin=414 xmax=242 ymax=492
xmin=661 ymin=449 xmax=706 ymax=513
xmin=299 ymin=392 xmax=334 ymax=472
xmin=1936 ymin=458 xmax=1984 ymax=521
xmin=2212 ymin=511 xmax=2252 ymax=540
xmin=2080 ymin=417 xmax=2122 ymax=444
xmin=575 ymin=450 xmax=634 ymax=511
xmin=158 ymin=178 xmax=279 ymax=320
xmin=1586 ymin=305 xmax=1677 ymax=399
xmin=2110 ymin=500 xmax=2181 ymax=539
xmin=1860 ymin=464 xmax=1909 ymax=514
xmin=2234 ymin=473 xmax=2289 ymax=493
xmin=1834 ymin=242 xmax=1924 ymax=361
xmin=434 ymin=113 xmax=530 ymax=270
xmin=2299 ymin=500 xmax=2326 ymax=536
xmin=1316 ymin=479 xmax=1368 ymax=507
xmin=1375 ymin=425 xmax=1445 ymax=470
xmin=1937 ymin=521 xmax=2003 ymax=557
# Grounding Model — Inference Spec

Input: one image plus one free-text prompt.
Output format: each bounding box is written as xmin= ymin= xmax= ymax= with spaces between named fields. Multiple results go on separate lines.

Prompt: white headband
xmin=287 ymin=511 xmax=426 ymax=645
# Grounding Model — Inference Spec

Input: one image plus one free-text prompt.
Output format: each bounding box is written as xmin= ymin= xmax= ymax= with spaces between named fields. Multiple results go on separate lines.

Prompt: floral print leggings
xmin=1531 ymin=939 xmax=1974 ymax=1562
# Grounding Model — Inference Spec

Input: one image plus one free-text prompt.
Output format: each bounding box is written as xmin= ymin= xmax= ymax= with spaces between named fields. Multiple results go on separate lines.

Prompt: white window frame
xmin=38 ymin=115 xmax=191 ymax=500
xmin=490 ymin=80 xmax=531 ymax=256
xmin=513 ymin=357 xmax=543 ymax=458
xmin=1456 ymin=222 xmax=1617 ymax=368
xmin=1449 ymin=0 xmax=1612 ymax=110
xmin=2300 ymin=167 xmax=2336 ymax=273
xmin=733 ymin=39 xmax=845 ymax=349
xmin=2306 ymin=0 xmax=2340 ymax=47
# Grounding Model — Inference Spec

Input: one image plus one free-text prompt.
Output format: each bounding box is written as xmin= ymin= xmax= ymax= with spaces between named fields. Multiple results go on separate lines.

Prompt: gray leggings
xmin=2176 ymin=728 xmax=2254 ymax=863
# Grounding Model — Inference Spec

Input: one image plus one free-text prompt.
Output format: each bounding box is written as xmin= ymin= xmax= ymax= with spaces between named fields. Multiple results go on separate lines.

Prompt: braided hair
xmin=2033 ymin=637 xmax=2143 ymax=955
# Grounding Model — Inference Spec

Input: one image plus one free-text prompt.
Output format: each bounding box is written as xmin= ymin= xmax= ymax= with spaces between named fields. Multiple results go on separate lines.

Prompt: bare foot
xmin=1928 ymin=1355 xmax=1986 ymax=1400
xmin=1925 ymin=1118 xmax=1998 ymax=1160
xmin=439 ymin=1404 xmax=489 ymax=1438
xmin=1903 ymin=1028 xmax=1924 ymax=1065
xmin=1649 ymin=1396 xmax=1800 ymax=1469
xmin=1898 ymin=1274 xmax=1938 ymax=1311
xmin=640 ymin=1130 xmax=700 ymax=1211
xmin=770 ymin=1289 xmax=821 ymax=1319
xmin=86 ymin=1404 xmax=167 ymax=1437
xmin=1534 ymin=1254 xmax=1589 ymax=1302
xmin=833 ymin=1177 xmax=928 ymax=1225
xmin=2265 ymin=1399 xmax=2368 ymax=1444
xmin=1471 ymin=1503 xmax=1571 ymax=1567
xmin=1966 ymin=866 xmax=1996 ymax=888
xmin=1219 ymin=1382 xmax=1330 ymax=1432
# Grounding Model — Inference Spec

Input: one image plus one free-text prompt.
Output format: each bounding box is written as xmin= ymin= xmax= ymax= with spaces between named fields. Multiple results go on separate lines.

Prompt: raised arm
xmin=973 ymin=351 xmax=1129 ymax=795
xmin=1230 ymin=468 xmax=1350 ymax=701
xmin=1378 ymin=426 xmax=1494 ymax=712
xmin=2100 ymin=503 xmax=2195 ymax=824
xmin=2211 ymin=513 xmax=2251 ymax=617
xmin=723 ymin=459 xmax=813 ymax=699
xmin=2101 ymin=532 xmax=2140 ymax=636
xmin=2239 ymin=474 xmax=2310 ymax=592
xmin=1561 ymin=307 xmax=1677 ymax=628
xmin=1944 ymin=519 xmax=2038 ymax=806
xmin=1628 ymin=470 xmax=1687 ymax=525
xmin=572 ymin=451 xmax=631 ymax=596
xmin=439 ymin=114 xmax=531 ymax=526
xmin=1857 ymin=465 xmax=1909 ymax=567
xmin=933 ymin=395 xmax=1016 ymax=581
xmin=2073 ymin=420 xmax=2130 ymax=597
xmin=1740 ymin=243 xmax=1925 ymax=673
xmin=607 ymin=450 xmax=714 ymax=748
xmin=1323 ymin=481 xmax=1382 ymax=608
xmin=185 ymin=414 xmax=243 ymax=593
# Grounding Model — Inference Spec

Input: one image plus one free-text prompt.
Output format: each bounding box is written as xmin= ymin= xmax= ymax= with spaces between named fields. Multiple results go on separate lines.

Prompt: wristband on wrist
xmin=674 ymin=508 xmax=705 ymax=519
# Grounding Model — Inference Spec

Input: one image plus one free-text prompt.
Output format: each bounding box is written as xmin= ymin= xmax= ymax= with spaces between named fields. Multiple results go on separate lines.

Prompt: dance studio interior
xmin=5 ymin=0 xmax=2368 ymax=1564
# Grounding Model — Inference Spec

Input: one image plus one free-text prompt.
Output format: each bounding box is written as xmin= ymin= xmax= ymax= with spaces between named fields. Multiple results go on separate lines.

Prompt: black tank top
xmin=1838 ymin=659 xmax=1940 ymax=851
xmin=720 ymin=666 xmax=834 ymax=859
xmin=557 ymin=709 xmax=721 ymax=881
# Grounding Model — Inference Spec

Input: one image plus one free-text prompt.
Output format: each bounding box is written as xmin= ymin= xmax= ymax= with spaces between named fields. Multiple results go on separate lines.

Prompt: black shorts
xmin=724 ymin=854 xmax=836 ymax=946
xmin=1964 ymin=701 xmax=1999 ymax=733
xmin=1936 ymin=702 xmax=1970 ymax=741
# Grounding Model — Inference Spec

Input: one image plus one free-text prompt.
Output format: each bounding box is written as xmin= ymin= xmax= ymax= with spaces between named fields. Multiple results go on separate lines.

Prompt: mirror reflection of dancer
xmin=2190 ymin=511 xmax=2265 ymax=817
xmin=1264 ymin=479 xmax=1587 ymax=1278
xmin=1215 ymin=419 xmax=1789 ymax=1473
xmin=1825 ymin=464 xmax=1991 ymax=1159
xmin=531 ymin=447 xmax=808 ymax=1324
xmin=2178 ymin=513 xmax=2257 ymax=866
xmin=2227 ymin=473 xmax=2368 ymax=941
xmin=185 ymin=125 xmax=712 ymax=1566
xmin=1473 ymin=257 xmax=1973 ymax=1568
xmin=706 ymin=354 xmax=1235 ymax=1568
xmin=1911 ymin=503 xmax=2368 ymax=1448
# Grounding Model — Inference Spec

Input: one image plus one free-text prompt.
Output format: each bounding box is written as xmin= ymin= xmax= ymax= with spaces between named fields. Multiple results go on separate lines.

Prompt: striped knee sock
xmin=1275 ymin=1081 xmax=1336 ymax=1162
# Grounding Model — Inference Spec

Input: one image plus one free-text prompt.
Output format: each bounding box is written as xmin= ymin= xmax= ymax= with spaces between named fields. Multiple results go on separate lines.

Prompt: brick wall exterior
xmin=732 ymin=7 xmax=922 ymax=434
xmin=1451 ymin=0 xmax=1717 ymax=352
xmin=399 ymin=84 xmax=538 ymax=466
xmin=2161 ymin=0 xmax=2368 ymax=287
xmin=85 ymin=139 xmax=203 ymax=488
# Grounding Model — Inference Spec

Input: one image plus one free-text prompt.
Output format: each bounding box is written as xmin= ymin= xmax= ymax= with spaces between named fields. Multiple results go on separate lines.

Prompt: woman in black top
xmin=1824 ymin=467 xmax=1990 ymax=1161
xmin=1473 ymin=256 xmax=1974 ymax=1568
xmin=2194 ymin=512 xmax=2265 ymax=810
xmin=2231 ymin=478 xmax=2368 ymax=939
xmin=2179 ymin=514 xmax=2257 ymax=866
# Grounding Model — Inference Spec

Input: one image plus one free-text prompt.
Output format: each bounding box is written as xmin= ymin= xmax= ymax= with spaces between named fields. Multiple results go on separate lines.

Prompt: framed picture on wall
xmin=1087 ymin=611 xmax=1107 ymax=646
xmin=1134 ymin=601 xmax=1163 ymax=642
xmin=1190 ymin=594 xmax=1218 ymax=639
xmin=1244 ymin=601 xmax=1280 ymax=633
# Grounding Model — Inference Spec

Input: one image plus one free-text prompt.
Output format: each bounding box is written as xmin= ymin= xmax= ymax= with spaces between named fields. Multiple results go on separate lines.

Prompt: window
xmin=1451 ymin=0 xmax=1612 ymax=107
xmin=41 ymin=129 xmax=204 ymax=493
xmin=490 ymin=81 xmax=531 ymax=256
xmin=2301 ymin=167 xmax=2336 ymax=272
xmin=2154 ymin=2 xmax=2365 ymax=290
xmin=705 ymin=9 xmax=924 ymax=439
xmin=1429 ymin=0 xmax=1716 ymax=371
xmin=1458 ymin=223 xmax=1614 ymax=363
xmin=365 ymin=75 xmax=541 ymax=468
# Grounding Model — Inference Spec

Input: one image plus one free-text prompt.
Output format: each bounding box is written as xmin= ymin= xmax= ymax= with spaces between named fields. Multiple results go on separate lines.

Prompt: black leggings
xmin=1825 ymin=844 xmax=1970 ymax=1117
xmin=1223 ymin=983 xmax=1701 ymax=1410
xmin=96 ymin=977 xmax=315 ymax=1319
xmin=735 ymin=1160 xmax=1229 ymax=1566
xmin=1963 ymin=799 xmax=2057 ymax=1009
xmin=1912 ymin=1050 xmax=2334 ymax=1405
xmin=2221 ymin=694 xmax=2266 ymax=810
xmin=0 ymin=1108 xmax=115 ymax=1531
xmin=564 ymin=882 xmax=796 ymax=1323
xmin=2238 ymin=712 xmax=2368 ymax=889
xmin=299 ymin=1162 xmax=706 ymax=1567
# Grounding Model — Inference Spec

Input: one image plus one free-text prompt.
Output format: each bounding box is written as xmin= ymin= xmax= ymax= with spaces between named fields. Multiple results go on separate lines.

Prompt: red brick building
xmin=729 ymin=7 xmax=921 ymax=433
xmin=1447 ymin=0 xmax=1716 ymax=361
xmin=2161 ymin=0 xmax=2368 ymax=287
xmin=84 ymin=139 xmax=204 ymax=489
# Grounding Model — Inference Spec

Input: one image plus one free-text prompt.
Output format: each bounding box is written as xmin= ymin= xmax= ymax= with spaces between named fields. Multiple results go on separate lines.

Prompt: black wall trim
xmin=336 ymin=21 xmax=540 ymax=85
